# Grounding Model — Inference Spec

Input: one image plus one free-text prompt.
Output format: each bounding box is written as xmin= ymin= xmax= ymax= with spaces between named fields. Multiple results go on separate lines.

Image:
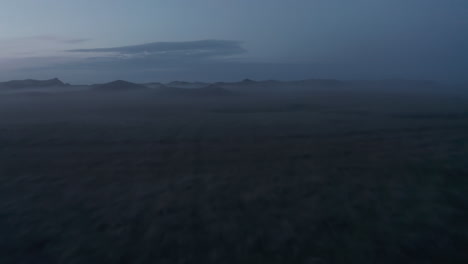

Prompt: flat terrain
xmin=0 ymin=84 xmax=467 ymax=263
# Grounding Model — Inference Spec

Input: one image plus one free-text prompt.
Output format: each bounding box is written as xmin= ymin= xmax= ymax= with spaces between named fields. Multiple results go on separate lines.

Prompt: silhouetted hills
xmin=196 ymin=85 xmax=233 ymax=96
xmin=159 ymin=84 xmax=232 ymax=96
xmin=0 ymin=78 xmax=445 ymax=95
xmin=293 ymin=79 xmax=346 ymax=87
xmin=241 ymin=78 xmax=257 ymax=84
xmin=93 ymin=80 xmax=149 ymax=91
xmin=167 ymin=81 xmax=192 ymax=86
xmin=223 ymin=79 xmax=346 ymax=90
xmin=143 ymin=82 xmax=166 ymax=89
xmin=166 ymin=81 xmax=210 ymax=89
xmin=349 ymin=79 xmax=440 ymax=89
xmin=0 ymin=78 xmax=67 ymax=89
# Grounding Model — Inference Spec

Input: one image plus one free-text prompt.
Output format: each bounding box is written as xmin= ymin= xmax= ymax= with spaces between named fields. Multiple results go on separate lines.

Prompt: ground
xmin=0 ymin=85 xmax=467 ymax=263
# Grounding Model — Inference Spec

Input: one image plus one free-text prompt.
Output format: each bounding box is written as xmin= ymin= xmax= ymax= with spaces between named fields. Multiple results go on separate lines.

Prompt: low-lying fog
xmin=0 ymin=78 xmax=467 ymax=264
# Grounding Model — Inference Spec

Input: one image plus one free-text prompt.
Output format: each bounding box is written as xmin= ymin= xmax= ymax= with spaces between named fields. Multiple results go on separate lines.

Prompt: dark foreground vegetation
xmin=0 ymin=80 xmax=467 ymax=263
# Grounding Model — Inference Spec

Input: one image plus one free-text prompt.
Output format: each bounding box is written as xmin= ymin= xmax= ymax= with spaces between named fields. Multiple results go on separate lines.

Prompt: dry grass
xmin=0 ymin=88 xmax=467 ymax=263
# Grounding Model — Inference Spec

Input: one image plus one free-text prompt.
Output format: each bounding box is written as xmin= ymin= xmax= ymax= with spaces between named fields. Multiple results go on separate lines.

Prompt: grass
xmin=0 ymin=89 xmax=467 ymax=263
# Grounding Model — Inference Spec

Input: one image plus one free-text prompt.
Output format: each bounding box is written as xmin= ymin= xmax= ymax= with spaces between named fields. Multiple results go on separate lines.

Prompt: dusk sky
xmin=0 ymin=0 xmax=467 ymax=83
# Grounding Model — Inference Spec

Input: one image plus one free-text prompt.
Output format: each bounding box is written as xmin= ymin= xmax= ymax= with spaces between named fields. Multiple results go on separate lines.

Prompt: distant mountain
xmin=241 ymin=79 xmax=257 ymax=84
xmin=349 ymin=79 xmax=440 ymax=88
xmin=224 ymin=79 xmax=285 ymax=87
xmin=143 ymin=82 xmax=166 ymax=89
xmin=293 ymin=79 xmax=346 ymax=87
xmin=159 ymin=84 xmax=232 ymax=96
xmin=0 ymin=78 xmax=67 ymax=89
xmin=196 ymin=84 xmax=233 ymax=96
xmin=0 ymin=78 xmax=442 ymax=93
xmin=166 ymin=81 xmax=211 ymax=89
xmin=167 ymin=81 xmax=192 ymax=86
xmin=93 ymin=80 xmax=149 ymax=91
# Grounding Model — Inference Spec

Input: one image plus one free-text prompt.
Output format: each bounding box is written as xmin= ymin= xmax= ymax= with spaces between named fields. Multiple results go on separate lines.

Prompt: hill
xmin=159 ymin=84 xmax=232 ymax=96
xmin=93 ymin=80 xmax=149 ymax=91
xmin=0 ymin=78 xmax=67 ymax=89
xmin=166 ymin=81 xmax=211 ymax=89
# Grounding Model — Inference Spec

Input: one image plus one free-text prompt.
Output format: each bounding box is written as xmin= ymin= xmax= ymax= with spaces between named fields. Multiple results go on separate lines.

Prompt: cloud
xmin=68 ymin=40 xmax=246 ymax=58
xmin=0 ymin=35 xmax=91 ymax=59
xmin=0 ymin=39 xmax=252 ymax=82
xmin=3 ymin=38 xmax=466 ymax=83
xmin=47 ymin=40 xmax=250 ymax=81
xmin=29 ymin=35 xmax=90 ymax=44
xmin=0 ymin=35 xmax=90 ymax=45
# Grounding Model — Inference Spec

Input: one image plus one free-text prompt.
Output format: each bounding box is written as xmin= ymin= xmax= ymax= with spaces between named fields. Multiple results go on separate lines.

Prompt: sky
xmin=0 ymin=0 xmax=467 ymax=83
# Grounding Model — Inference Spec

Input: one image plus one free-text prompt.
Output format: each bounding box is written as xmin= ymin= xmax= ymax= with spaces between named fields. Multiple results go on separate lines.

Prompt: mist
xmin=1 ymin=1 xmax=468 ymax=263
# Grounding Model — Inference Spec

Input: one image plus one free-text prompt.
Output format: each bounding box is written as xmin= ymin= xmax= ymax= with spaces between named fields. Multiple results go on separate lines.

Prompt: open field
xmin=0 ymin=82 xmax=467 ymax=263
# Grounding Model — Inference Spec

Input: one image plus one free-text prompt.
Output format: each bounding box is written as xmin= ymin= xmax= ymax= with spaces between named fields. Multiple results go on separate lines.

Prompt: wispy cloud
xmin=27 ymin=35 xmax=90 ymax=44
xmin=4 ymin=38 xmax=464 ymax=83
xmin=0 ymin=39 xmax=252 ymax=82
xmin=68 ymin=40 xmax=246 ymax=58
xmin=0 ymin=35 xmax=90 ymax=46
xmin=0 ymin=35 xmax=90 ymax=59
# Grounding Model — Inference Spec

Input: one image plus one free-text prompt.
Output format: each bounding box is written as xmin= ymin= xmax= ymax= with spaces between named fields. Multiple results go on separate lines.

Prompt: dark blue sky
xmin=0 ymin=0 xmax=467 ymax=83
